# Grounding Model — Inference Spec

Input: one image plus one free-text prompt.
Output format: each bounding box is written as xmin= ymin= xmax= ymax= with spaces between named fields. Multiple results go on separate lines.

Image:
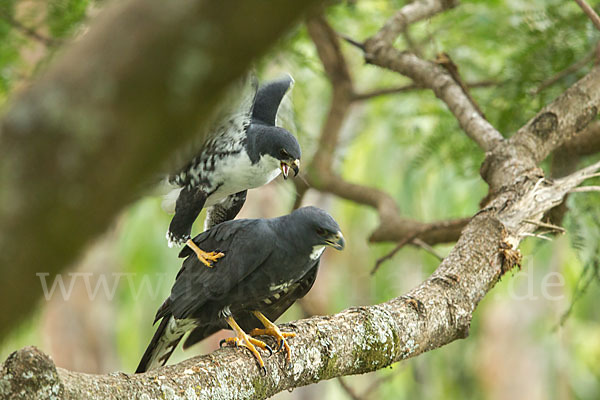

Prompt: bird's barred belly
xmin=262 ymin=281 xmax=295 ymax=305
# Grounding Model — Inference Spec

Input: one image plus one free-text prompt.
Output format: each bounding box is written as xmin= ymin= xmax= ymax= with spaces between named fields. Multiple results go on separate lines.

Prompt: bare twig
xmin=352 ymin=80 xmax=498 ymax=102
xmin=522 ymin=219 xmax=566 ymax=233
xmin=372 ymin=231 xmax=422 ymax=275
xmin=435 ymin=52 xmax=486 ymax=118
xmin=581 ymin=172 xmax=600 ymax=179
xmin=570 ymin=185 xmax=600 ymax=193
xmin=530 ymin=50 xmax=595 ymax=95
xmin=574 ymin=0 xmax=600 ymax=31
xmin=367 ymin=0 xmax=458 ymax=45
xmin=338 ymin=32 xmax=365 ymax=50
xmin=556 ymin=260 xmax=600 ymax=329
xmin=412 ymin=238 xmax=444 ymax=260
xmin=520 ymin=232 xmax=553 ymax=241
xmin=337 ymin=377 xmax=364 ymax=400
xmin=0 ymin=11 xmax=57 ymax=46
xmin=306 ymin=15 xmax=354 ymax=169
xmin=364 ymin=48 xmax=503 ymax=151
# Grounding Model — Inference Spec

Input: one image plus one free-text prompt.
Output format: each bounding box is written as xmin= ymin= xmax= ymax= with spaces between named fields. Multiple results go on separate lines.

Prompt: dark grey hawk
xmin=164 ymin=75 xmax=301 ymax=267
xmin=135 ymin=206 xmax=344 ymax=373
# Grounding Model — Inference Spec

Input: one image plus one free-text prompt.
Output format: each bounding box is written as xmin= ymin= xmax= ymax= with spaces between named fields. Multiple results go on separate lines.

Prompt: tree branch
xmin=529 ymin=50 xmax=596 ymax=96
xmin=574 ymin=0 xmax=600 ymax=32
xmin=0 ymin=9 xmax=57 ymax=46
xmin=302 ymin=13 xmax=468 ymax=248
xmin=362 ymin=49 xmax=503 ymax=151
xmin=306 ymin=14 xmax=354 ymax=171
xmin=3 ymin=160 xmax=599 ymax=399
xmin=352 ymin=80 xmax=498 ymax=102
xmin=367 ymin=0 xmax=459 ymax=46
xmin=0 ymin=0 xmax=323 ymax=341
xmin=560 ymin=120 xmax=600 ymax=156
xmin=361 ymin=0 xmax=504 ymax=151
xmin=481 ymin=66 xmax=600 ymax=192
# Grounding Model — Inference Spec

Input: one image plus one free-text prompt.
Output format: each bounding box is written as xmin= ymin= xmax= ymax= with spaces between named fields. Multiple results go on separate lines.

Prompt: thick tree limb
xmin=0 ymin=0 xmax=323 ymax=340
xmin=559 ymin=120 xmax=600 ymax=156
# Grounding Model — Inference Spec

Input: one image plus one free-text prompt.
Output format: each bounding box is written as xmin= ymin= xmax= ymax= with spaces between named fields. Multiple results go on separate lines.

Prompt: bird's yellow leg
xmin=186 ymin=239 xmax=224 ymax=267
xmin=250 ymin=311 xmax=296 ymax=363
xmin=222 ymin=316 xmax=271 ymax=372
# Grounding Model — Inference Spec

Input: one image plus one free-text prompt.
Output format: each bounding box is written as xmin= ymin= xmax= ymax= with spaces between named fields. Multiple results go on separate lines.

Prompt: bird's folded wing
xmin=166 ymin=219 xmax=273 ymax=320
xmin=181 ymin=261 xmax=320 ymax=349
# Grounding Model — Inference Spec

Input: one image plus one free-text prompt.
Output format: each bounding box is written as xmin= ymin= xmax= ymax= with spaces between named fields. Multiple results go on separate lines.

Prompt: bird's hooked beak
xmin=280 ymin=159 xmax=300 ymax=180
xmin=325 ymin=231 xmax=345 ymax=250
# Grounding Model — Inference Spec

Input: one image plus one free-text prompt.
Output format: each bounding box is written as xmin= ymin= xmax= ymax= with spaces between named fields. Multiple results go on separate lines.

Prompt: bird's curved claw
xmin=264 ymin=343 xmax=274 ymax=357
xmin=277 ymin=339 xmax=285 ymax=352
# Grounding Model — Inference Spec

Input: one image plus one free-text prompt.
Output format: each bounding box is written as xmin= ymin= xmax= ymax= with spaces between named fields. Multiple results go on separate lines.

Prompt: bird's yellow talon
xmin=186 ymin=239 xmax=224 ymax=267
xmin=251 ymin=311 xmax=295 ymax=363
xmin=224 ymin=316 xmax=269 ymax=370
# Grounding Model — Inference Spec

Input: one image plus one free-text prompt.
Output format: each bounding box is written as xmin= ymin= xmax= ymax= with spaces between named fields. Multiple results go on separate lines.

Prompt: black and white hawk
xmin=135 ymin=206 xmax=345 ymax=373
xmin=163 ymin=75 xmax=301 ymax=267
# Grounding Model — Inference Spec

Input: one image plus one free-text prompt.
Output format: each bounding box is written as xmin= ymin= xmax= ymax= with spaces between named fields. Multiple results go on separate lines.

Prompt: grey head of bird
xmin=283 ymin=206 xmax=345 ymax=254
xmin=250 ymin=125 xmax=301 ymax=179
xmin=249 ymin=74 xmax=301 ymax=179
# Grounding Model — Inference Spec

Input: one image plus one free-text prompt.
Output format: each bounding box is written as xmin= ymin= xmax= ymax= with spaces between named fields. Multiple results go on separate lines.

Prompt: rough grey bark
xmin=0 ymin=0 xmax=323 ymax=340
xmin=2 ymin=0 xmax=600 ymax=399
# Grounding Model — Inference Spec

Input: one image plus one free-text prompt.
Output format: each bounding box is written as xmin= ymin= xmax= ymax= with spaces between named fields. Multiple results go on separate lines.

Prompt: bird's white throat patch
xmin=310 ymin=245 xmax=326 ymax=260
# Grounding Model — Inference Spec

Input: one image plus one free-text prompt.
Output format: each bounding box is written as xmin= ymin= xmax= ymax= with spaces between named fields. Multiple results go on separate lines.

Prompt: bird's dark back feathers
xmin=165 ymin=218 xmax=275 ymax=321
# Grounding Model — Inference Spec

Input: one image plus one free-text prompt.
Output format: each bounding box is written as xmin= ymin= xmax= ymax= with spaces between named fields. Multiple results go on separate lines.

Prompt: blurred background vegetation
xmin=1 ymin=0 xmax=599 ymax=399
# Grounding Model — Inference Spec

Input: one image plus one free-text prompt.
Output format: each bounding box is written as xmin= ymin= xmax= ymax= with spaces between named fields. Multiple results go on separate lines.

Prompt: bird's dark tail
xmin=136 ymin=315 xmax=191 ymax=373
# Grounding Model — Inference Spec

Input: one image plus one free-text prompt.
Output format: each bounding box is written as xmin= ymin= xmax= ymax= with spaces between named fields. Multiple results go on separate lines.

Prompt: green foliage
xmin=0 ymin=0 xmax=93 ymax=102
xmin=47 ymin=0 xmax=90 ymax=39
